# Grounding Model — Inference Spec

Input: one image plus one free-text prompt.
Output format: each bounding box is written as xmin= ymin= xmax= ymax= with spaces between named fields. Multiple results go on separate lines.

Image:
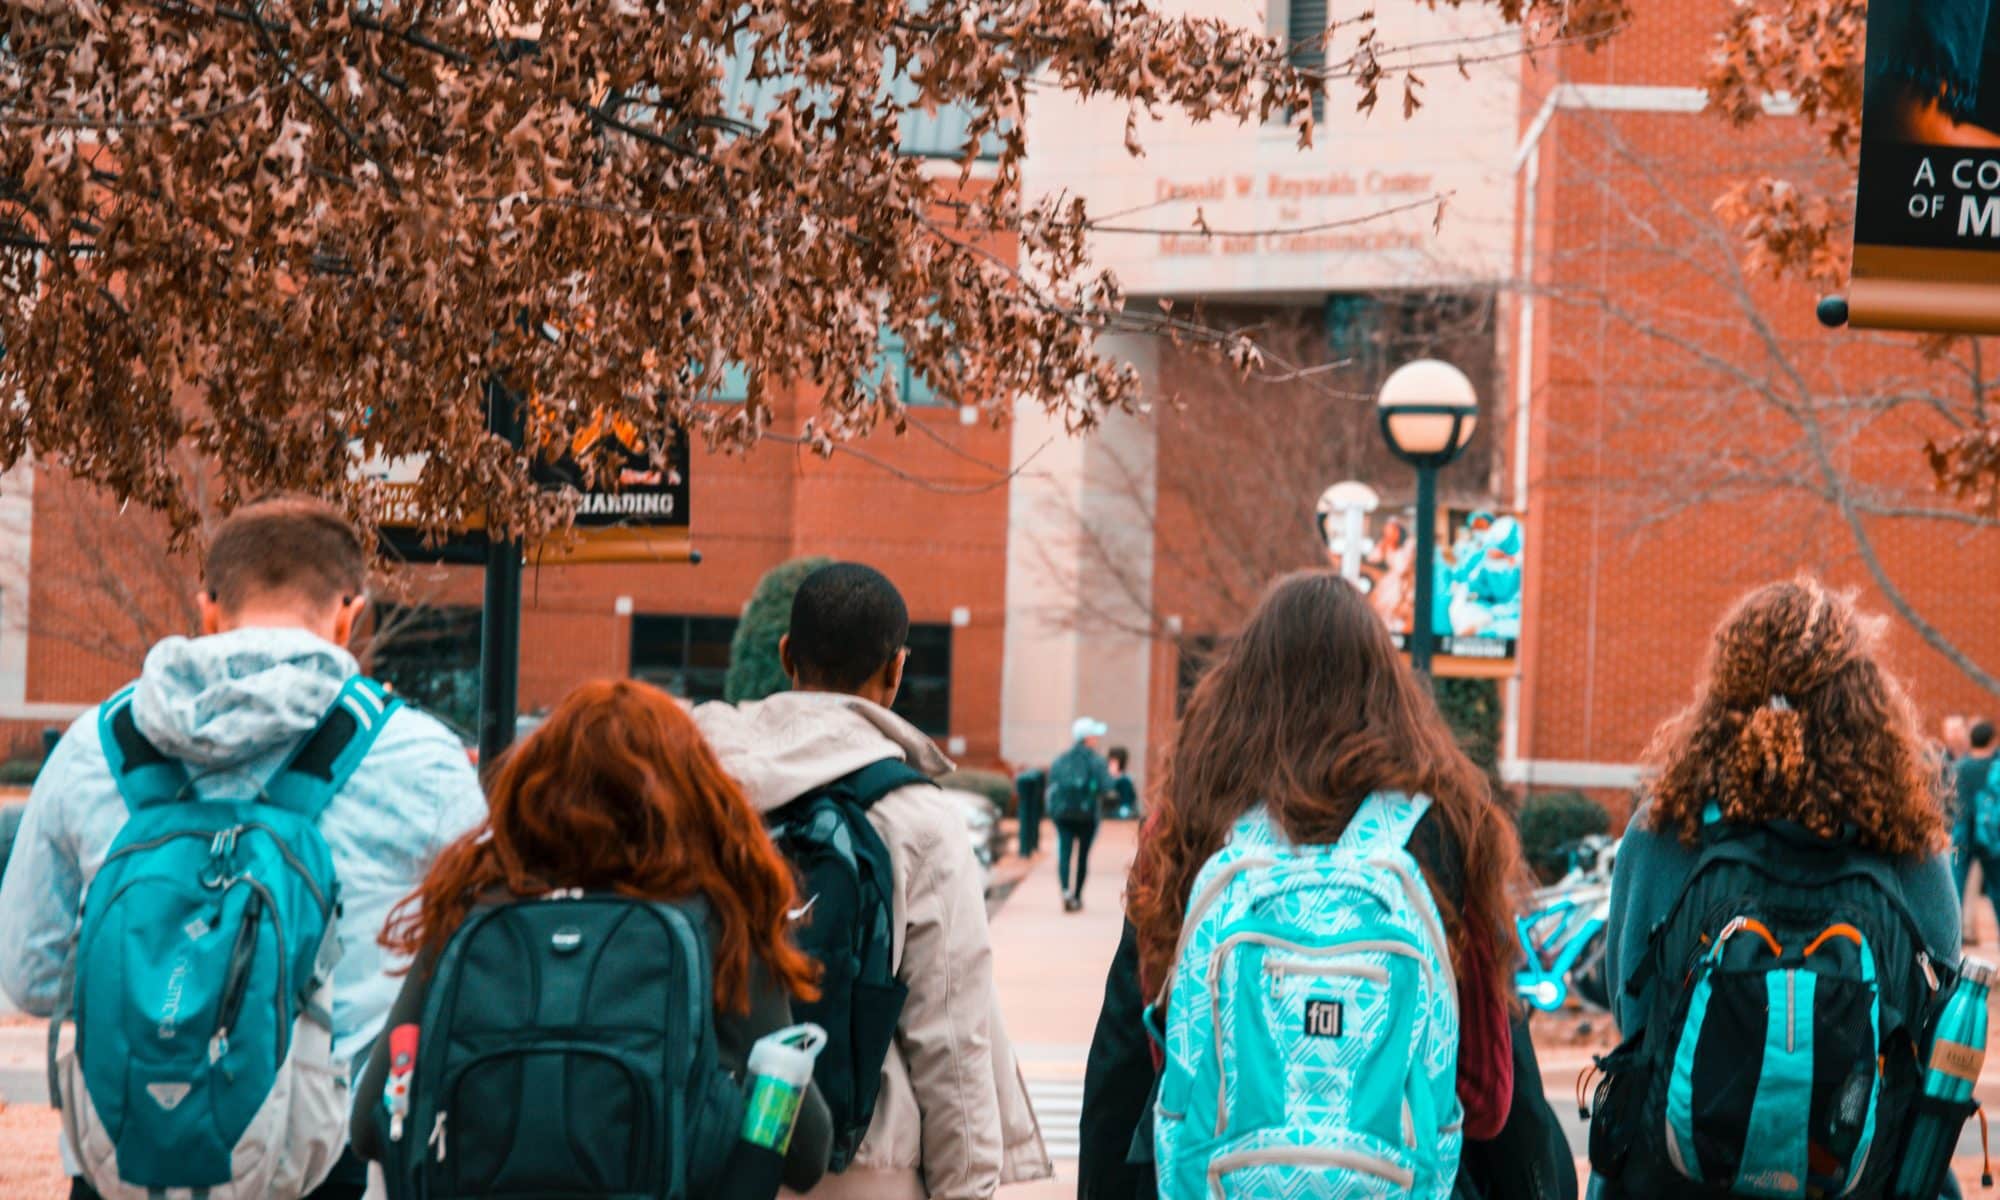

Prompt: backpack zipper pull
xmin=429 ymin=1111 xmax=448 ymax=1162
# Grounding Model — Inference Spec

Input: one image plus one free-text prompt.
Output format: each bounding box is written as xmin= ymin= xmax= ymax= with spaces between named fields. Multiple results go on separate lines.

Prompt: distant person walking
xmin=1106 ymin=746 xmax=1139 ymax=820
xmin=693 ymin=562 xmax=1048 ymax=1199
xmin=1958 ymin=719 xmax=2000 ymax=940
xmin=1049 ymin=717 xmax=1114 ymax=913
xmin=1942 ymin=714 xmax=1974 ymax=895
xmin=0 ymin=496 xmax=487 ymax=1200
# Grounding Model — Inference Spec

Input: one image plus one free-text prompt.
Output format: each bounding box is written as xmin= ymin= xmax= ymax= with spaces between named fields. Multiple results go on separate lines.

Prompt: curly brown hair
xmin=1645 ymin=577 xmax=1944 ymax=857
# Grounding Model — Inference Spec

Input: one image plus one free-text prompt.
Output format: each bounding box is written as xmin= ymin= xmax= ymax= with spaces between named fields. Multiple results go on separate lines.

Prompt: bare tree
xmin=1033 ymin=296 xmax=1502 ymax=642
xmin=6 ymin=462 xmax=452 ymax=678
xmin=1534 ymin=109 xmax=2000 ymax=693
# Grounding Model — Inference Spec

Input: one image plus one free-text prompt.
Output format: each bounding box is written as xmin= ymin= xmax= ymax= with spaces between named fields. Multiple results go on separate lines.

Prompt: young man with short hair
xmin=694 ymin=562 xmax=1048 ymax=1200
xmin=0 ymin=495 xmax=487 ymax=1199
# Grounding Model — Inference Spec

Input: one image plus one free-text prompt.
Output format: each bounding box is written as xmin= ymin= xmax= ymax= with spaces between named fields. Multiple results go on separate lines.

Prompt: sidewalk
xmin=994 ymin=820 xmax=1137 ymax=1200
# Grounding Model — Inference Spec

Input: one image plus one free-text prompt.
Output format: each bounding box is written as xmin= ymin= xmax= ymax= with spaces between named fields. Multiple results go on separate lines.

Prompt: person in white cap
xmin=1048 ymin=717 xmax=1115 ymax=912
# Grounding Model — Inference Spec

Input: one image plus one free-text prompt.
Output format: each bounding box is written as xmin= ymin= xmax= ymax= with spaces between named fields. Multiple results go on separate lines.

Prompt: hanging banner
xmin=1327 ymin=504 xmax=1522 ymax=677
xmin=1849 ymin=0 xmax=2000 ymax=333
xmin=365 ymin=418 xmax=693 ymax=566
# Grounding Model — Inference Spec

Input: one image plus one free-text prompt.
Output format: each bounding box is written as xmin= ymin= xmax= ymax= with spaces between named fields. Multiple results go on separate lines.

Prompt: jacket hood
xmin=691 ymin=691 xmax=953 ymax=814
xmin=131 ymin=626 xmax=359 ymax=768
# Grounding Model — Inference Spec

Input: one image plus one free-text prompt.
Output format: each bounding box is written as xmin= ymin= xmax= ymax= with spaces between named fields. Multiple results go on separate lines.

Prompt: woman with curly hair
xmin=1593 ymin=578 xmax=1962 ymax=1199
xmin=1605 ymin=577 xmax=1957 ymax=1034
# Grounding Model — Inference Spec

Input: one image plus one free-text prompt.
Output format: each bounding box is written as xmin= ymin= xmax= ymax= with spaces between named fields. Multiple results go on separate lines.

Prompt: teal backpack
xmin=1152 ymin=793 xmax=1461 ymax=1199
xmin=51 ymin=677 xmax=396 ymax=1200
xmin=1047 ymin=745 xmax=1103 ymax=823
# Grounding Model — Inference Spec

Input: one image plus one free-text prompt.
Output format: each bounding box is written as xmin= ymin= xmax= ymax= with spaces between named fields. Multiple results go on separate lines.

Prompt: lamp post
xmin=1316 ymin=481 xmax=1380 ymax=586
xmin=1377 ymin=360 xmax=1479 ymax=676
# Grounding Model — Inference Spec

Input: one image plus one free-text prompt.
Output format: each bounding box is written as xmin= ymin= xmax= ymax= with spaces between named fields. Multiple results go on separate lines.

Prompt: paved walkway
xmin=993 ymin=820 xmax=1138 ymax=1199
xmin=10 ymin=822 xmax=2000 ymax=1199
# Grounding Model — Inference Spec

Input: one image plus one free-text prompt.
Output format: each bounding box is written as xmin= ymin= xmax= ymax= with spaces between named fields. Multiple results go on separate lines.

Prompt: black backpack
xmin=389 ymin=895 xmax=742 ymax=1200
xmin=1586 ymin=820 xmax=1948 ymax=1199
xmin=766 ymin=758 xmax=933 ymax=1171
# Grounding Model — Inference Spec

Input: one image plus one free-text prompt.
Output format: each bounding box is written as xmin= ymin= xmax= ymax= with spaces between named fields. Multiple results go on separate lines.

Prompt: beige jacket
xmin=694 ymin=692 xmax=1051 ymax=1200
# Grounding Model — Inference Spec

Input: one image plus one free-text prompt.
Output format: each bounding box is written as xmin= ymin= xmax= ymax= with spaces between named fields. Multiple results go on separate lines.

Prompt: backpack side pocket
xmin=1586 ymin=1036 xmax=1652 ymax=1185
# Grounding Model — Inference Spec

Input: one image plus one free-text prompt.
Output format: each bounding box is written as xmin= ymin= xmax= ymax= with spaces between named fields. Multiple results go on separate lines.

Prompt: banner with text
xmin=1850 ymin=0 xmax=2000 ymax=333
xmin=367 ymin=417 xmax=692 ymax=565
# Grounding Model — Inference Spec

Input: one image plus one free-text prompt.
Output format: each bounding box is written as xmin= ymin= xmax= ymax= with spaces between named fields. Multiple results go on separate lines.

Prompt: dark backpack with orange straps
xmin=1587 ymin=818 xmax=1947 ymax=1199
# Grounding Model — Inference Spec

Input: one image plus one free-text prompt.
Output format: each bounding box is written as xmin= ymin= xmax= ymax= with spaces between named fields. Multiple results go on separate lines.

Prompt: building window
xmin=894 ymin=624 xmax=952 ymax=737
xmin=872 ymin=328 xmax=950 ymax=407
xmin=371 ymin=605 xmax=483 ymax=738
xmin=1270 ymin=0 xmax=1328 ymax=124
xmin=631 ymin=614 xmax=740 ymax=703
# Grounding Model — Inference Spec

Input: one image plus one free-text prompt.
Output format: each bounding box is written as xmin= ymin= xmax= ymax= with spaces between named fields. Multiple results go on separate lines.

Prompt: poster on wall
xmin=1848 ymin=0 xmax=2000 ymax=333
xmin=1324 ymin=505 xmax=1522 ymax=671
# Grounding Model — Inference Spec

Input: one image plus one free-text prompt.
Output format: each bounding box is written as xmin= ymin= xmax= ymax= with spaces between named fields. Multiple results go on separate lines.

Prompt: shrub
xmin=1519 ymin=791 xmax=1611 ymax=883
xmin=940 ymin=768 xmax=1015 ymax=817
xmin=723 ymin=556 xmax=833 ymax=703
xmin=1435 ymin=676 xmax=1500 ymax=778
xmin=0 ymin=756 xmax=44 ymax=786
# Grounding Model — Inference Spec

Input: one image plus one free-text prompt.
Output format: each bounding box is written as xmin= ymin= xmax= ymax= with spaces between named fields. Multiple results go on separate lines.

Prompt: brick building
xmin=4 ymin=5 xmax=1995 ymax=793
xmin=1009 ymin=0 xmax=2000 ymax=799
xmin=1508 ymin=14 xmax=2000 ymax=809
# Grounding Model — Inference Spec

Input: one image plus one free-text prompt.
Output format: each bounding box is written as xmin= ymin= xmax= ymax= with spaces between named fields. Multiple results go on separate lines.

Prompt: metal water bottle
xmin=1893 ymin=957 xmax=1993 ymax=1200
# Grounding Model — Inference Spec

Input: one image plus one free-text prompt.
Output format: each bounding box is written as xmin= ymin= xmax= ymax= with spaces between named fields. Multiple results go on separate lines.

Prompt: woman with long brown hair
xmin=1590 ymin=579 xmax=1962 ymax=1199
xmin=350 ymin=679 xmax=831 ymax=1196
xmin=1083 ymin=570 xmax=1552 ymax=1199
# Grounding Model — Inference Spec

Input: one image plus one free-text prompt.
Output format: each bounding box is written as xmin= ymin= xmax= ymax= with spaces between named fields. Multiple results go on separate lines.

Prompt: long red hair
xmin=382 ymin=679 xmax=818 ymax=1013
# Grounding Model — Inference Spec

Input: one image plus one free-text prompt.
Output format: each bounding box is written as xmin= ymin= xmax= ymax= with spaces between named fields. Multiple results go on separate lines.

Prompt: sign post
xmin=1317 ymin=481 xmax=1381 ymax=585
xmin=363 ymin=407 xmax=696 ymax=765
xmin=478 ymin=382 xmax=524 ymax=765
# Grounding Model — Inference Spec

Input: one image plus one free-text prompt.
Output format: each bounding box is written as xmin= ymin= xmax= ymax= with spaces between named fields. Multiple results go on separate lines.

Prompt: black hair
xmin=1974 ymin=721 xmax=1997 ymax=751
xmin=1107 ymin=746 xmax=1130 ymax=771
xmin=787 ymin=562 xmax=909 ymax=692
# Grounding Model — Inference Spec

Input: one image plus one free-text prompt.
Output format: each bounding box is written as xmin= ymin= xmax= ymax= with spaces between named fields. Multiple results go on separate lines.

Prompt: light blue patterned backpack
xmin=1152 ymin=792 xmax=1461 ymax=1199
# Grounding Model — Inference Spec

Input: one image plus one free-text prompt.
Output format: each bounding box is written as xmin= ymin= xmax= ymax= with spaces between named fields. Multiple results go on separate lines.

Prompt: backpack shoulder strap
xmin=1334 ymin=791 xmax=1433 ymax=857
xmin=841 ymin=757 xmax=935 ymax=811
xmin=97 ymin=684 xmax=192 ymax=813
xmin=264 ymin=676 xmax=401 ymax=821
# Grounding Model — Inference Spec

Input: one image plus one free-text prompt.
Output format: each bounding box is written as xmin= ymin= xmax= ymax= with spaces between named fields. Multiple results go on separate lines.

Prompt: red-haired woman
xmin=351 ymin=679 xmax=831 ymax=1195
